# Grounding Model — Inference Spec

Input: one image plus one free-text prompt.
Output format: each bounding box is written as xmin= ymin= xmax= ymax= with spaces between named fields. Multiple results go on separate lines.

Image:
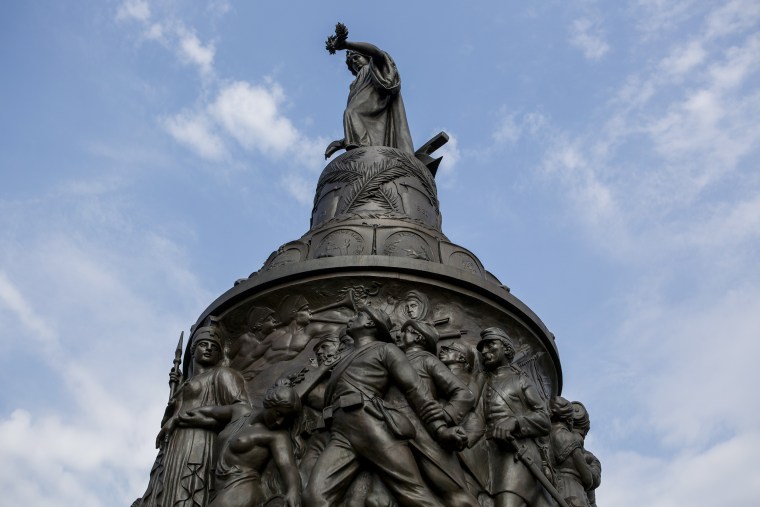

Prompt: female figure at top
xmin=325 ymin=23 xmax=414 ymax=158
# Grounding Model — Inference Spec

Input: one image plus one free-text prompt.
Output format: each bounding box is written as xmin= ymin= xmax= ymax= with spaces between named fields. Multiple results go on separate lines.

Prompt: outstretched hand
xmin=325 ymin=22 xmax=349 ymax=54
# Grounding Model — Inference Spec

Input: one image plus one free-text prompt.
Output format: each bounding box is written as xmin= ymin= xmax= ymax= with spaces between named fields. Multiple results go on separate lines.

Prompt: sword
xmin=508 ymin=436 xmax=570 ymax=507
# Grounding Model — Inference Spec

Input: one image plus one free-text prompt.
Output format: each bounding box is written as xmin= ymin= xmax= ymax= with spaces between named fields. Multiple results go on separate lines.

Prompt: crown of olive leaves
xmin=325 ymin=22 xmax=349 ymax=55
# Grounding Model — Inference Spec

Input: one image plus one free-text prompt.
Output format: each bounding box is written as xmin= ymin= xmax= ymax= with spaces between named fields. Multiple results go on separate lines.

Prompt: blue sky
xmin=1 ymin=1 xmax=759 ymax=505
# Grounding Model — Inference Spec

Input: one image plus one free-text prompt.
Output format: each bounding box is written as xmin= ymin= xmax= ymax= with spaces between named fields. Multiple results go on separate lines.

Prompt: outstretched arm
xmin=326 ymin=25 xmax=388 ymax=72
xmin=342 ymin=41 xmax=385 ymax=62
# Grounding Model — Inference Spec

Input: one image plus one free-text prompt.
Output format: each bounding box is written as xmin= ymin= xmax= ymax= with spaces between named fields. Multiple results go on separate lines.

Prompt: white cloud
xmin=116 ymin=5 xmax=215 ymax=79
xmin=659 ymin=40 xmax=706 ymax=77
xmin=176 ymin=26 xmax=215 ymax=77
xmin=211 ymin=81 xmax=300 ymax=156
xmin=433 ymin=131 xmax=461 ymax=189
xmin=603 ymin=430 xmax=760 ymax=506
xmin=705 ymin=0 xmax=760 ymax=39
xmin=536 ymin=5 xmax=760 ymax=262
xmin=493 ymin=113 xmax=521 ymax=144
xmin=160 ymin=79 xmax=327 ymax=181
xmin=163 ymin=110 xmax=227 ymax=161
xmin=492 ymin=110 xmax=546 ymax=145
xmin=0 ymin=272 xmax=56 ymax=346
xmin=116 ymin=0 xmax=150 ymax=23
xmin=532 ymin=7 xmax=760 ymax=503
xmin=144 ymin=22 xmax=164 ymax=41
xmin=117 ymin=4 xmax=326 ymax=203
xmin=615 ymin=283 xmax=760 ymax=446
xmin=569 ymin=17 xmax=610 ymax=60
xmin=0 ymin=180 xmax=212 ymax=506
xmin=281 ymin=173 xmax=314 ymax=206
xmin=633 ymin=0 xmax=703 ymax=37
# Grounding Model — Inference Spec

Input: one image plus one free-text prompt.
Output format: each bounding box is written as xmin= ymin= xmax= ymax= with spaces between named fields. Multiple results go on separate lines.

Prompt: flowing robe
xmin=343 ymin=51 xmax=414 ymax=154
xmin=140 ymin=367 xmax=249 ymax=507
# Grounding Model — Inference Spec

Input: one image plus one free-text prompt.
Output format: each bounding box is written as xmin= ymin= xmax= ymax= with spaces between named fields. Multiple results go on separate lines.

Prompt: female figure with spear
xmin=136 ymin=326 xmax=250 ymax=507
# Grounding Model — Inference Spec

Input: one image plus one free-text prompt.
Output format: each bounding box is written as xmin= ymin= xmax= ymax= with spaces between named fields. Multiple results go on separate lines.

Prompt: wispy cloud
xmin=0 ymin=179 xmax=212 ymax=506
xmin=162 ymin=110 xmax=227 ymax=160
xmin=532 ymin=4 xmax=760 ymax=504
xmin=569 ymin=17 xmax=610 ymax=60
xmin=210 ymin=81 xmax=300 ymax=156
xmin=430 ymin=130 xmax=461 ymax=189
xmin=116 ymin=0 xmax=150 ymax=23
xmin=175 ymin=25 xmax=215 ymax=77
xmin=118 ymin=1 xmax=325 ymax=203
xmin=492 ymin=109 xmax=547 ymax=146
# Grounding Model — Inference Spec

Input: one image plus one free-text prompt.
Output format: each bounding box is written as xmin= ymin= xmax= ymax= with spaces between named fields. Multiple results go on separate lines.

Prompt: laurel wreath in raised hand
xmin=325 ymin=22 xmax=349 ymax=54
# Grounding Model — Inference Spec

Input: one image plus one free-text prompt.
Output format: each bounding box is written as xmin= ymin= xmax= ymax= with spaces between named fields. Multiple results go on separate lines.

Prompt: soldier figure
xmin=303 ymin=305 xmax=466 ymax=507
xmin=298 ymin=332 xmax=346 ymax=486
xmin=477 ymin=328 xmax=552 ymax=507
xmin=438 ymin=340 xmax=490 ymax=500
xmin=366 ymin=320 xmax=478 ymax=507
xmin=571 ymin=401 xmax=601 ymax=507
xmin=549 ymin=397 xmax=595 ymax=507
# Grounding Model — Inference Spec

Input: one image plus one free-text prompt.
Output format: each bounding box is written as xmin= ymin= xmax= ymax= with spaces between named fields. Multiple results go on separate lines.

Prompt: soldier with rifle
xmin=478 ymin=328 xmax=563 ymax=507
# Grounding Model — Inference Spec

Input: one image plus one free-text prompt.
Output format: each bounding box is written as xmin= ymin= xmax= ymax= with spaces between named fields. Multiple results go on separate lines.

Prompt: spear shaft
xmin=169 ymin=331 xmax=184 ymax=399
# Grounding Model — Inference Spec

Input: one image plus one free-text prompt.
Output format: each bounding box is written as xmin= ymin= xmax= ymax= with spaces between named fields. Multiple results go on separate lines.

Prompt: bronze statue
xmin=477 ymin=328 xmax=553 ymax=507
xmin=242 ymin=295 xmax=350 ymax=398
xmin=439 ymin=340 xmax=490 ymax=501
xmin=137 ymin=326 xmax=250 ymax=507
xmin=401 ymin=290 xmax=431 ymax=322
xmin=207 ymin=385 xmax=302 ymax=507
xmin=298 ymin=333 xmax=345 ymax=486
xmin=324 ymin=23 xmax=414 ymax=158
xmin=228 ymin=306 xmax=279 ymax=380
xmin=303 ymin=305 xmax=466 ymax=507
xmin=132 ymin=23 xmax=598 ymax=507
xmin=571 ymin=401 xmax=601 ymax=507
xmin=365 ymin=320 xmax=478 ymax=507
xmin=549 ymin=397 xmax=595 ymax=507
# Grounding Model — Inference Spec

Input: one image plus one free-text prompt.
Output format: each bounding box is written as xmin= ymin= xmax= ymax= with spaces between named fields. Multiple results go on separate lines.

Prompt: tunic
xmin=304 ymin=341 xmax=448 ymax=507
xmin=483 ymin=365 xmax=551 ymax=505
xmin=385 ymin=349 xmax=475 ymax=488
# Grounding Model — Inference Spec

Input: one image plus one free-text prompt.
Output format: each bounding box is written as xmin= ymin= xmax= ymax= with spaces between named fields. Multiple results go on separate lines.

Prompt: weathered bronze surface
xmin=132 ymin=23 xmax=601 ymax=507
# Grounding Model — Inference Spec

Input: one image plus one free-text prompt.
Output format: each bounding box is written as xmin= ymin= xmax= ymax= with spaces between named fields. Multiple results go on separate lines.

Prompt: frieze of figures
xmin=133 ymin=283 xmax=600 ymax=507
